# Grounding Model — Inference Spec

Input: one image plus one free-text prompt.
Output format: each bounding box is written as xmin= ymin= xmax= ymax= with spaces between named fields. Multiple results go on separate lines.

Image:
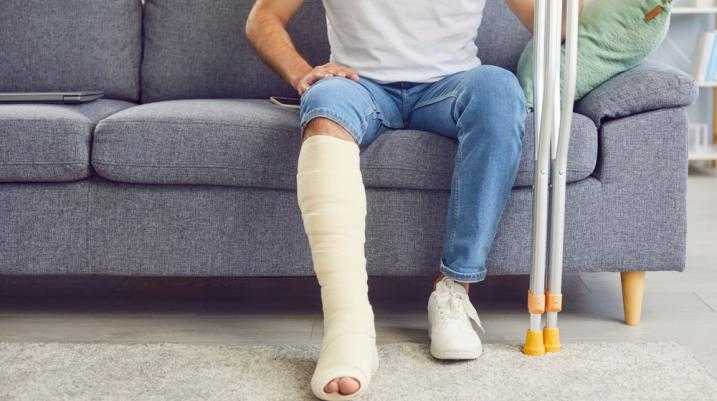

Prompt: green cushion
xmin=517 ymin=0 xmax=672 ymax=108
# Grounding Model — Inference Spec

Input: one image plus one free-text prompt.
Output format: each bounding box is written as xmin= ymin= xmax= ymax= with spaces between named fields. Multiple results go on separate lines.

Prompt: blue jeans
xmin=299 ymin=65 xmax=527 ymax=283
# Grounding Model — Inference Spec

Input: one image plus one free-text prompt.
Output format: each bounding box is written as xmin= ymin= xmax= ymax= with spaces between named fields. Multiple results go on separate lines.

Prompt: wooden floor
xmin=1 ymin=167 xmax=716 ymax=377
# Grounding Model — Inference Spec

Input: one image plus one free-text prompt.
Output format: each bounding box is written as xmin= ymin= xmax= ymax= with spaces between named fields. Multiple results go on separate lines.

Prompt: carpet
xmin=1 ymin=341 xmax=715 ymax=401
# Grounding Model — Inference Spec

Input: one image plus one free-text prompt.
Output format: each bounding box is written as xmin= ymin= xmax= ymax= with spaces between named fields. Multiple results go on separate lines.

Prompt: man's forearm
xmin=246 ymin=8 xmax=312 ymax=90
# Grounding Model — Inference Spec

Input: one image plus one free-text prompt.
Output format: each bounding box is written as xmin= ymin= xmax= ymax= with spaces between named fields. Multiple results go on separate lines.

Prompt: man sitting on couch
xmin=247 ymin=1 xmax=539 ymax=399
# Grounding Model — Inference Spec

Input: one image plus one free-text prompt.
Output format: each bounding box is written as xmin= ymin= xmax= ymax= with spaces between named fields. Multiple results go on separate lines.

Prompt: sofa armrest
xmin=595 ymin=106 xmax=687 ymax=271
xmin=575 ymin=63 xmax=698 ymax=127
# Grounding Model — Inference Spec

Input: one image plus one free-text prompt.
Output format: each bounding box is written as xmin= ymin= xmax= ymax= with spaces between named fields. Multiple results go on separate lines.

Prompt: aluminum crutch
xmin=523 ymin=0 xmax=579 ymax=356
xmin=544 ymin=0 xmax=580 ymax=354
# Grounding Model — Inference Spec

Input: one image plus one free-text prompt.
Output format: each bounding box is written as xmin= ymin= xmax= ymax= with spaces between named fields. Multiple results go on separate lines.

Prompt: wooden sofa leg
xmin=620 ymin=271 xmax=645 ymax=326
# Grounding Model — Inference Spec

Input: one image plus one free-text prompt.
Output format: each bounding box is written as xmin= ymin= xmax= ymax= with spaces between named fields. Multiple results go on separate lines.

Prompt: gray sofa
xmin=0 ymin=0 xmax=697 ymax=323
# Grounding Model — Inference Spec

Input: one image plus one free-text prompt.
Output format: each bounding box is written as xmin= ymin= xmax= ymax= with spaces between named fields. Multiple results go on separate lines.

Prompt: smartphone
xmin=269 ymin=96 xmax=301 ymax=110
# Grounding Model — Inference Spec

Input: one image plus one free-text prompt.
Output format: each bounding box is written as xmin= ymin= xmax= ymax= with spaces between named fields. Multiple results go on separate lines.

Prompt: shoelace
xmin=435 ymin=279 xmax=485 ymax=333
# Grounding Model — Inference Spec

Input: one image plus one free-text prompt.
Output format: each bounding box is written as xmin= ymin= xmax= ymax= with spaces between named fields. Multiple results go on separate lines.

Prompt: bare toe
xmin=323 ymin=379 xmax=339 ymax=394
xmin=338 ymin=377 xmax=361 ymax=395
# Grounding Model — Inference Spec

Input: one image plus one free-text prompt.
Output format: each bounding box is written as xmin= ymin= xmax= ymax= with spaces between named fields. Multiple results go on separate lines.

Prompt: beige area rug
xmin=1 ymin=341 xmax=715 ymax=401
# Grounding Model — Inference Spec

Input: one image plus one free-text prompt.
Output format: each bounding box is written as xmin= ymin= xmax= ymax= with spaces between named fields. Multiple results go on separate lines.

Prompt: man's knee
xmin=299 ymin=77 xmax=370 ymax=144
xmin=465 ymin=65 xmax=524 ymax=98
xmin=459 ymin=66 xmax=525 ymax=120
xmin=303 ymin=118 xmax=355 ymax=144
xmin=459 ymin=66 xmax=526 ymax=132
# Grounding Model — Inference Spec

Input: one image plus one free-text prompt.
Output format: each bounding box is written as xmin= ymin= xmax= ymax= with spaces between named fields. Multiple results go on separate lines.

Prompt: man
xmin=246 ymin=1 xmax=538 ymax=399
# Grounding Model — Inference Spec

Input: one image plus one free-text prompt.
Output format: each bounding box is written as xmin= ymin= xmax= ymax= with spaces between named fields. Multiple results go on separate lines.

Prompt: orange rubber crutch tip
xmin=543 ymin=327 xmax=561 ymax=353
xmin=522 ymin=329 xmax=546 ymax=356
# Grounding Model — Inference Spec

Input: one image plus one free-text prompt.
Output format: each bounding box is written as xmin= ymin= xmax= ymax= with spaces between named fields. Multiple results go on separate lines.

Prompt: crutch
xmin=523 ymin=0 xmax=580 ymax=357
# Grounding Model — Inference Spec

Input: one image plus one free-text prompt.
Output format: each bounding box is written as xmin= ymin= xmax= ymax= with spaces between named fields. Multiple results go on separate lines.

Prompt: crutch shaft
xmin=532 ymin=0 xmax=546 ymax=161
xmin=531 ymin=0 xmax=561 ymax=299
xmin=543 ymin=0 xmax=580 ymax=354
xmin=524 ymin=0 xmax=561 ymax=357
xmin=546 ymin=0 xmax=580 ymax=319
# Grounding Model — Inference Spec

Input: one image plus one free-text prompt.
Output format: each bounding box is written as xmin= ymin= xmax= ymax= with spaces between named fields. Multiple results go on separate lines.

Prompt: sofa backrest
xmin=141 ymin=0 xmax=328 ymax=103
xmin=140 ymin=0 xmax=531 ymax=103
xmin=477 ymin=0 xmax=532 ymax=72
xmin=0 ymin=0 xmax=142 ymax=102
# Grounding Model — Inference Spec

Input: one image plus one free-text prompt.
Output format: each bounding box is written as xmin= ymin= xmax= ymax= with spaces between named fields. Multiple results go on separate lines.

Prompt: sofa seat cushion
xmin=0 ymin=100 xmax=136 ymax=183
xmin=92 ymin=99 xmax=597 ymax=190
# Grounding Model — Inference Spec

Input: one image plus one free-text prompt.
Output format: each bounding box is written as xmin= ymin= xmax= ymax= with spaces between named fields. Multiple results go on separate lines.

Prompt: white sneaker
xmin=428 ymin=277 xmax=484 ymax=360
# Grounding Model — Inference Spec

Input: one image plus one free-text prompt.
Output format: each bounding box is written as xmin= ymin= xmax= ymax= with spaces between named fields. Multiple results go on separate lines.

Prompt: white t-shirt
xmin=322 ymin=0 xmax=487 ymax=83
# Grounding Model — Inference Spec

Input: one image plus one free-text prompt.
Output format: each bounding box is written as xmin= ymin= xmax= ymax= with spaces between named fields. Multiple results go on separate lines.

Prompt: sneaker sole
xmin=430 ymin=346 xmax=483 ymax=360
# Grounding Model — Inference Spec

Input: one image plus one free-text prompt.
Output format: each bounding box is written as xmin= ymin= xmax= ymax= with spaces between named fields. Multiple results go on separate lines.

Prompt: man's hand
xmin=295 ymin=63 xmax=360 ymax=95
